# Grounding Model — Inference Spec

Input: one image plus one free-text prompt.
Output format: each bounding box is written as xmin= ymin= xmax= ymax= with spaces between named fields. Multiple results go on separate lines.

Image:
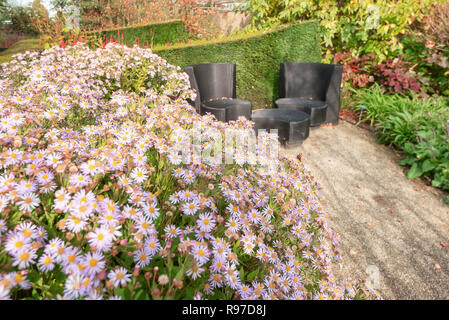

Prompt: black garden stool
xmin=184 ymin=63 xmax=252 ymax=122
xmin=251 ymin=109 xmax=310 ymax=148
xmin=276 ymin=62 xmax=343 ymax=126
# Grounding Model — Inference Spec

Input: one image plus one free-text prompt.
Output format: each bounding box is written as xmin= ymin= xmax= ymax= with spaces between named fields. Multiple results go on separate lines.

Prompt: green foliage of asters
xmin=154 ymin=21 xmax=321 ymax=109
xmin=86 ymin=20 xmax=190 ymax=47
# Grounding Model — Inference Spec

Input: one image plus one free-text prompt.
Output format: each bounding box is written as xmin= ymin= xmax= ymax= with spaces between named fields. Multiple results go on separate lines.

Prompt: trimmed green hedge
xmin=87 ymin=20 xmax=189 ymax=47
xmin=155 ymin=21 xmax=321 ymax=109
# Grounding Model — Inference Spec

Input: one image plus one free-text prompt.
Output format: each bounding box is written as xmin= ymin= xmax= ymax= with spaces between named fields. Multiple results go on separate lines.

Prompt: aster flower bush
xmin=0 ymin=43 xmax=378 ymax=300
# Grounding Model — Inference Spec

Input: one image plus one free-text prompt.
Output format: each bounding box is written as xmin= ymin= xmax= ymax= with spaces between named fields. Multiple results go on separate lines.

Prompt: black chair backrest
xmin=188 ymin=63 xmax=237 ymax=102
xmin=184 ymin=66 xmax=201 ymax=112
xmin=279 ymin=62 xmax=335 ymax=101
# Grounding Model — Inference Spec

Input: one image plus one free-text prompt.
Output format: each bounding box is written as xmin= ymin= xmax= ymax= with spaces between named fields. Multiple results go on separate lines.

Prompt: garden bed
xmin=0 ymin=43 xmax=375 ymax=300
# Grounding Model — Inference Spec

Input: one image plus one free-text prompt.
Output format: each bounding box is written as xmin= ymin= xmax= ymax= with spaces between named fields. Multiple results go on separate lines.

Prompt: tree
xmin=8 ymin=5 xmax=37 ymax=34
xmin=31 ymin=0 xmax=49 ymax=19
xmin=0 ymin=0 xmax=9 ymax=24
xmin=51 ymin=0 xmax=80 ymax=14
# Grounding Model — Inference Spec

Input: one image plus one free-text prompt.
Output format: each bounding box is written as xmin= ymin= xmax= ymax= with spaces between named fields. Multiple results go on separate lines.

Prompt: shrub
xmin=247 ymin=0 xmax=439 ymax=62
xmin=85 ymin=20 xmax=190 ymax=48
xmin=79 ymin=0 xmax=222 ymax=40
xmin=0 ymin=43 xmax=376 ymax=300
xmin=373 ymin=58 xmax=422 ymax=94
xmin=7 ymin=5 xmax=38 ymax=36
xmin=81 ymin=0 xmax=176 ymax=30
xmin=400 ymin=130 xmax=449 ymax=198
xmin=155 ymin=21 xmax=321 ymax=109
xmin=177 ymin=0 xmax=221 ymax=39
xmin=333 ymin=52 xmax=377 ymax=89
xmin=355 ymin=85 xmax=449 ymax=200
xmin=333 ymin=52 xmax=422 ymax=95
xmin=400 ymin=2 xmax=449 ymax=96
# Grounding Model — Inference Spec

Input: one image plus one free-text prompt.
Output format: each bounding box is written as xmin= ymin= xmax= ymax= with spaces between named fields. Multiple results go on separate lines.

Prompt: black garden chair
xmin=184 ymin=63 xmax=252 ymax=122
xmin=275 ymin=62 xmax=343 ymax=126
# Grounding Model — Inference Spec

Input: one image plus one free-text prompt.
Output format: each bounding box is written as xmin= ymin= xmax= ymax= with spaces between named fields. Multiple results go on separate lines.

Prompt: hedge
xmin=86 ymin=20 xmax=189 ymax=47
xmin=154 ymin=21 xmax=321 ymax=109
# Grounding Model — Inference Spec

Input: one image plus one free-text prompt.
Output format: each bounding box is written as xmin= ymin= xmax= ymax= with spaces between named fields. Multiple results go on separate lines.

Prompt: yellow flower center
xmin=14 ymin=274 xmax=23 ymax=283
xmin=89 ymin=259 xmax=98 ymax=267
xmin=20 ymin=252 xmax=29 ymax=261
xmin=44 ymin=256 xmax=52 ymax=265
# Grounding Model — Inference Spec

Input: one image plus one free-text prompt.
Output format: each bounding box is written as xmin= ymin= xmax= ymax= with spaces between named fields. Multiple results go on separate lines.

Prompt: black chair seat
xmin=185 ymin=63 xmax=252 ymax=123
xmin=275 ymin=98 xmax=327 ymax=126
xmin=201 ymin=99 xmax=252 ymax=122
xmin=251 ymin=109 xmax=310 ymax=148
xmin=277 ymin=62 xmax=343 ymax=125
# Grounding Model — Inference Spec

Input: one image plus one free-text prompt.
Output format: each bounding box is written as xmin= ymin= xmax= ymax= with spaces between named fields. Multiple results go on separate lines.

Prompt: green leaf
xmin=399 ymin=156 xmax=415 ymax=166
xmin=407 ymin=162 xmax=423 ymax=179
xmin=421 ymin=159 xmax=437 ymax=173
xmin=133 ymin=289 xmax=149 ymax=300
xmin=175 ymin=256 xmax=193 ymax=281
xmin=246 ymin=269 xmax=259 ymax=281
xmin=403 ymin=142 xmax=414 ymax=155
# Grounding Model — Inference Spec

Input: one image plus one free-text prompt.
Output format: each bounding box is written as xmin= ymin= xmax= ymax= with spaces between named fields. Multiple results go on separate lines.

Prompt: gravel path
xmin=285 ymin=121 xmax=449 ymax=299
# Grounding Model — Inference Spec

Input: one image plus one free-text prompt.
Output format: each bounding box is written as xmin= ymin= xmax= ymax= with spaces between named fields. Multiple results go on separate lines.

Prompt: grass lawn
xmin=0 ymin=38 xmax=42 ymax=63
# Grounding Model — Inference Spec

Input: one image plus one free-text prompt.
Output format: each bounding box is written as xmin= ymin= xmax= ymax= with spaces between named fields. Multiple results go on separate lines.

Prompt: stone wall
xmin=210 ymin=11 xmax=252 ymax=35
